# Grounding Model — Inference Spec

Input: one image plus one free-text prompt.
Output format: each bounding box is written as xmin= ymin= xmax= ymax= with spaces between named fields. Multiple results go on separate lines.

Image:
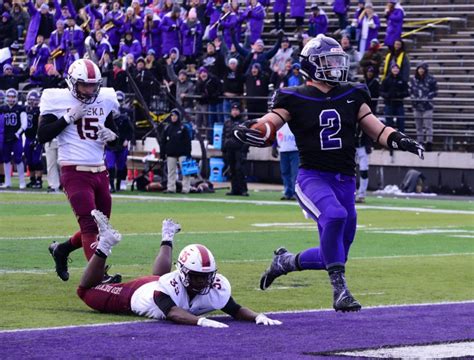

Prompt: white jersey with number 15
xmin=40 ymin=87 xmax=119 ymax=166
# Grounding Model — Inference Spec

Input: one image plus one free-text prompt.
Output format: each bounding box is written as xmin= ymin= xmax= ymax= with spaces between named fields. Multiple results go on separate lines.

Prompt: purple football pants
xmin=24 ymin=138 xmax=43 ymax=170
xmin=2 ymin=138 xmax=23 ymax=163
xmin=105 ymin=148 xmax=128 ymax=171
xmin=295 ymin=168 xmax=357 ymax=270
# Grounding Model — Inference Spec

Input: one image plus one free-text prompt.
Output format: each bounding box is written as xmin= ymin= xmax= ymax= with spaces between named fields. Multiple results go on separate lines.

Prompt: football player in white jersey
xmin=77 ymin=211 xmax=282 ymax=328
xmin=38 ymin=58 xmax=122 ymax=284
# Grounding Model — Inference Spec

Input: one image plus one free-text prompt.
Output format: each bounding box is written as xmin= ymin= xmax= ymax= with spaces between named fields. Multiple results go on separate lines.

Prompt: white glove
xmin=98 ymin=125 xmax=118 ymax=143
xmin=161 ymin=218 xmax=181 ymax=242
xmin=255 ymin=313 xmax=282 ymax=326
xmin=64 ymin=103 xmax=86 ymax=124
xmin=197 ymin=317 xmax=229 ymax=328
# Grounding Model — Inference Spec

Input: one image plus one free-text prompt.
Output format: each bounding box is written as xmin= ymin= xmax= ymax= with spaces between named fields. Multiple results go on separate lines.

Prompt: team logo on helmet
xmin=299 ymin=34 xmax=349 ymax=85
xmin=65 ymin=59 xmax=103 ymax=104
xmin=176 ymin=244 xmax=217 ymax=295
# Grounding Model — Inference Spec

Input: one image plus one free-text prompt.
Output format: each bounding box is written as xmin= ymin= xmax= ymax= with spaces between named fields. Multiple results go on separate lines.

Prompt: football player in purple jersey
xmin=234 ymin=34 xmax=424 ymax=312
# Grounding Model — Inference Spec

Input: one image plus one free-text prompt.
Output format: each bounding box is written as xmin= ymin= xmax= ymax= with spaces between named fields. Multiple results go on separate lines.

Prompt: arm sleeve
xmin=220 ymin=296 xmax=242 ymax=317
xmin=153 ymin=291 xmax=177 ymax=316
xmin=104 ymin=113 xmax=119 ymax=147
xmin=37 ymin=113 xmax=68 ymax=144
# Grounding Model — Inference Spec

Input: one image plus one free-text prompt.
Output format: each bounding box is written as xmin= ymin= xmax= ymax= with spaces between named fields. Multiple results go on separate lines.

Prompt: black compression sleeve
xmin=221 ymin=296 xmax=242 ymax=317
xmin=104 ymin=113 xmax=119 ymax=146
xmin=153 ymin=291 xmax=177 ymax=316
xmin=37 ymin=114 xmax=68 ymax=144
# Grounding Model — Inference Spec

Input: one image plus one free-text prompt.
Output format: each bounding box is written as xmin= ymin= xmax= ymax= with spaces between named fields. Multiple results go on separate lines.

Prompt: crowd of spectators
xmin=0 ymin=0 xmax=440 ymax=191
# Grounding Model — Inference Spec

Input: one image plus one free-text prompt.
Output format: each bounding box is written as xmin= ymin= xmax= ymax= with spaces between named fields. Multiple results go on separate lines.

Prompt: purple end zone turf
xmin=1 ymin=302 xmax=473 ymax=359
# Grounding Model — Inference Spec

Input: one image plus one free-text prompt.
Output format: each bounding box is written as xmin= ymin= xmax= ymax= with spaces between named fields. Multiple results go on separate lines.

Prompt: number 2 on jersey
xmin=75 ymin=117 xmax=99 ymax=140
xmin=319 ymin=109 xmax=342 ymax=150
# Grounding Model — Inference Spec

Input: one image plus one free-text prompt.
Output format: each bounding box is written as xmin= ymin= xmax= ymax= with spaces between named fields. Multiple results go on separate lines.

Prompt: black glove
xmin=233 ymin=120 xmax=266 ymax=147
xmin=387 ymin=131 xmax=424 ymax=160
xmin=277 ymin=29 xmax=285 ymax=39
xmin=399 ymin=137 xmax=425 ymax=160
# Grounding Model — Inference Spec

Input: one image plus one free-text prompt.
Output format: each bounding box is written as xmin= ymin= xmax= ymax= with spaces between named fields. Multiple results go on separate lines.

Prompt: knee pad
xmin=360 ymin=170 xmax=368 ymax=179
xmin=323 ymin=205 xmax=348 ymax=223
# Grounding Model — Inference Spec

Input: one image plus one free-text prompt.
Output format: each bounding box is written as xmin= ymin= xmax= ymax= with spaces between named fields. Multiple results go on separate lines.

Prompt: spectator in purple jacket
xmin=205 ymin=0 xmax=223 ymax=42
xmin=85 ymin=0 xmax=104 ymax=27
xmin=308 ymin=4 xmax=328 ymax=37
xmin=332 ymin=0 xmax=350 ymax=32
xmin=104 ymin=2 xmax=125 ymax=54
xmin=118 ymin=30 xmax=143 ymax=59
xmin=28 ymin=34 xmax=50 ymax=78
xmin=53 ymin=0 xmax=76 ymax=22
xmin=243 ymin=0 xmax=265 ymax=45
xmin=143 ymin=7 xmax=162 ymax=56
xmin=160 ymin=5 xmax=183 ymax=55
xmin=290 ymin=0 xmax=305 ymax=34
xmin=62 ymin=16 xmax=85 ymax=58
xmin=273 ymin=0 xmax=287 ymax=31
xmin=220 ymin=3 xmax=238 ymax=49
xmin=384 ymin=0 xmax=404 ymax=48
xmin=94 ymin=30 xmax=114 ymax=63
xmin=358 ymin=3 xmax=380 ymax=52
xmin=181 ymin=8 xmax=203 ymax=64
xmin=24 ymin=1 xmax=54 ymax=51
xmin=123 ymin=6 xmax=144 ymax=41
xmin=49 ymin=19 xmax=65 ymax=73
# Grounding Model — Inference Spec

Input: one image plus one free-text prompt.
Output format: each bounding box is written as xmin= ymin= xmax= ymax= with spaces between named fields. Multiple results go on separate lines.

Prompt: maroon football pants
xmin=61 ymin=166 xmax=112 ymax=260
xmin=77 ymin=275 xmax=161 ymax=313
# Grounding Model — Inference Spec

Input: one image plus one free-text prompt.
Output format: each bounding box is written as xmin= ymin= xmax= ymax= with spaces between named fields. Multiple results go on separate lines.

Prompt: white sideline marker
xmin=335 ymin=341 xmax=474 ymax=358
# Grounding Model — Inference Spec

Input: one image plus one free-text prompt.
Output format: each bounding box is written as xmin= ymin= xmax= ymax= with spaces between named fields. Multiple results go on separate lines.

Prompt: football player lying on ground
xmin=234 ymin=34 xmax=424 ymax=313
xmin=77 ymin=210 xmax=282 ymax=328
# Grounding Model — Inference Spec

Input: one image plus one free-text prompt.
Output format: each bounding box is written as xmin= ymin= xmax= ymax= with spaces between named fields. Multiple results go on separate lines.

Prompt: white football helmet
xmin=65 ymin=59 xmax=102 ymax=104
xmin=176 ymin=244 xmax=217 ymax=295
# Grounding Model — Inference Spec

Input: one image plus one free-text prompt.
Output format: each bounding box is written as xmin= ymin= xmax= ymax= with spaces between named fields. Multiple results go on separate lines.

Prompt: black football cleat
xmin=48 ymin=241 xmax=70 ymax=281
xmin=333 ymin=289 xmax=362 ymax=313
xmin=260 ymin=247 xmax=296 ymax=290
xmin=102 ymin=265 xmax=122 ymax=284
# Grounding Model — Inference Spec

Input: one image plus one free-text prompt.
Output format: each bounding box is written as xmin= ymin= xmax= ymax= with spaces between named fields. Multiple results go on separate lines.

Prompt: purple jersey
xmin=0 ymin=104 xmax=26 ymax=142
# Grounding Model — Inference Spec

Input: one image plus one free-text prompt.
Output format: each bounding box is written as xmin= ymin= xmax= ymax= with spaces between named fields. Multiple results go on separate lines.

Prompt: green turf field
xmin=0 ymin=190 xmax=473 ymax=330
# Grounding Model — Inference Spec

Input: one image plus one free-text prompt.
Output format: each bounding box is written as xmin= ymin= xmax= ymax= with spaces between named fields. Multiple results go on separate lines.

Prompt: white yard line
xmin=1 ymin=300 xmax=473 ymax=334
xmin=1 ymin=252 xmax=472 ymax=275
xmin=2 ymin=191 xmax=473 ymax=214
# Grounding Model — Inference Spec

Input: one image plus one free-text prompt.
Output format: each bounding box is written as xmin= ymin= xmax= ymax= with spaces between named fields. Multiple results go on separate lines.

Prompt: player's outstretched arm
xmin=233 ymin=109 xmax=289 ymax=148
xmin=222 ymin=297 xmax=282 ymax=325
xmin=154 ymin=292 xmax=228 ymax=328
xmin=358 ymin=103 xmax=424 ymax=159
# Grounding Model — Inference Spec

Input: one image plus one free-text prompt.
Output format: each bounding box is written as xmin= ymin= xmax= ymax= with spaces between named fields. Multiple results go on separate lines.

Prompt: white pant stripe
xmin=295 ymin=183 xmax=321 ymax=219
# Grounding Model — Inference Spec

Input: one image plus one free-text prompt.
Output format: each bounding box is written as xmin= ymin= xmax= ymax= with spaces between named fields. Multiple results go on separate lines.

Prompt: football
xmin=250 ymin=121 xmax=277 ymax=147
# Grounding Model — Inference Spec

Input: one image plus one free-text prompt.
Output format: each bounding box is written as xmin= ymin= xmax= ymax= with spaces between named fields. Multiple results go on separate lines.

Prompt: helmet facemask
xmin=177 ymin=262 xmax=217 ymax=295
xmin=66 ymin=75 xmax=102 ymax=105
xmin=301 ymin=52 xmax=349 ymax=86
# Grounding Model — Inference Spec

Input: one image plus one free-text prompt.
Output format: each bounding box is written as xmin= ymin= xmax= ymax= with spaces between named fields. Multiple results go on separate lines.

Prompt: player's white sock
xmin=3 ymin=163 xmax=12 ymax=186
xmin=17 ymin=162 xmax=25 ymax=188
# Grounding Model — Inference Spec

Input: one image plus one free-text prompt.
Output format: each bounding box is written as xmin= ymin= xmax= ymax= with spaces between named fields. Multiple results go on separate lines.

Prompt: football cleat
xmin=48 ymin=241 xmax=70 ymax=281
xmin=102 ymin=265 xmax=122 ymax=284
xmin=91 ymin=210 xmax=122 ymax=256
xmin=260 ymin=247 xmax=296 ymax=290
xmin=333 ymin=289 xmax=362 ymax=312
